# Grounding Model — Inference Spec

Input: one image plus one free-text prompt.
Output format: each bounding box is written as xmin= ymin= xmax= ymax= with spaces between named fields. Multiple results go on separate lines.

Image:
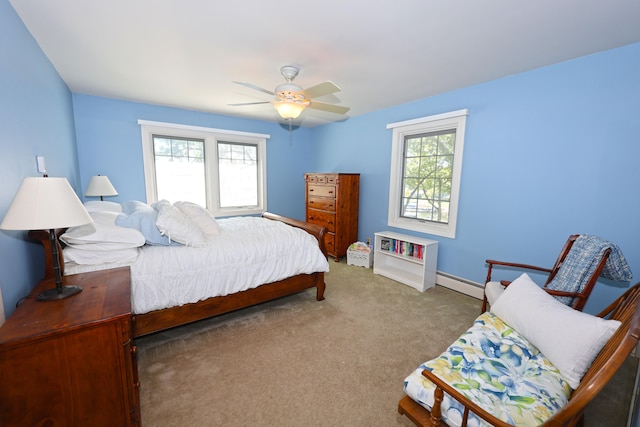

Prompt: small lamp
xmin=85 ymin=175 xmax=118 ymax=201
xmin=0 ymin=177 xmax=93 ymax=301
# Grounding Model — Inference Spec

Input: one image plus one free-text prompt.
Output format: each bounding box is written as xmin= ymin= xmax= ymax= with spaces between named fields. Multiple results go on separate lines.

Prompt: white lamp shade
xmin=85 ymin=175 xmax=118 ymax=197
xmin=0 ymin=177 xmax=92 ymax=230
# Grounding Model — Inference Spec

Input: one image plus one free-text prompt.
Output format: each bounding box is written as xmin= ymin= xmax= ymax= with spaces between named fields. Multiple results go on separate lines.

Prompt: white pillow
xmin=61 ymin=222 xmax=146 ymax=250
xmin=83 ymin=200 xmax=122 ymax=213
xmin=64 ymin=247 xmax=139 ymax=265
xmin=89 ymin=211 xmax=120 ymax=226
xmin=491 ymin=273 xmax=620 ymax=389
xmin=153 ymin=200 xmax=207 ymax=247
xmin=174 ymin=201 xmax=220 ymax=236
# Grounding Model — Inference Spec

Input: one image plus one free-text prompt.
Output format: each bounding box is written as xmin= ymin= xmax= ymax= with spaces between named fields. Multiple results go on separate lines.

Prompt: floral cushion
xmin=403 ymin=312 xmax=571 ymax=427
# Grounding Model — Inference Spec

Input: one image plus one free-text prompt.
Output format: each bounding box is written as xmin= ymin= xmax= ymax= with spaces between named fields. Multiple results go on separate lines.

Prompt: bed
xmin=30 ymin=200 xmax=329 ymax=337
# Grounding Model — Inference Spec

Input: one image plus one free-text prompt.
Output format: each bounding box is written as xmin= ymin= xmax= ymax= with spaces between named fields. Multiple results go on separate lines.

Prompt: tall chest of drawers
xmin=0 ymin=267 xmax=141 ymax=426
xmin=305 ymin=173 xmax=360 ymax=261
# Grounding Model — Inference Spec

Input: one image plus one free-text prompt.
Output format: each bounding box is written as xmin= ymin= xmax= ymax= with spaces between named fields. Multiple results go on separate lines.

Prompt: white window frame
xmin=139 ymin=120 xmax=269 ymax=217
xmin=386 ymin=109 xmax=468 ymax=238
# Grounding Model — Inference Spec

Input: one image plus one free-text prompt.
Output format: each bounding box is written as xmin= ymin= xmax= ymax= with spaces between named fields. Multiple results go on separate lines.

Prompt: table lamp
xmin=85 ymin=175 xmax=118 ymax=201
xmin=0 ymin=177 xmax=93 ymax=301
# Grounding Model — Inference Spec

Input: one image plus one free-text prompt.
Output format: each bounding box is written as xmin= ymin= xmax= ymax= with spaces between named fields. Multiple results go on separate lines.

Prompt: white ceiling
xmin=9 ymin=0 xmax=640 ymax=127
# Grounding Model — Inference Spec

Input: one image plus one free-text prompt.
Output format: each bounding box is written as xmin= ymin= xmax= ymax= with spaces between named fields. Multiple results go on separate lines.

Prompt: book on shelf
xmin=380 ymin=237 xmax=424 ymax=260
xmin=380 ymin=238 xmax=391 ymax=251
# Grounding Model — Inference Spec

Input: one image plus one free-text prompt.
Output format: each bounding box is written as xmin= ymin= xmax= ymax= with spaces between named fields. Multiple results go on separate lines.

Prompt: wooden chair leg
xmin=429 ymin=386 xmax=444 ymax=427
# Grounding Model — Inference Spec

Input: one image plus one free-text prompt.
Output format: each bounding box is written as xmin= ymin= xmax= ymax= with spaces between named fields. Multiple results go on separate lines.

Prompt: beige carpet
xmin=136 ymin=261 xmax=637 ymax=426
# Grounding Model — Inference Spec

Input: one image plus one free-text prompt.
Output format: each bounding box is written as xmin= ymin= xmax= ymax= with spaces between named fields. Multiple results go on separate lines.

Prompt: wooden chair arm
xmin=543 ymin=289 xmax=585 ymax=299
xmin=484 ymin=259 xmax=553 ymax=288
xmin=421 ymin=369 xmax=514 ymax=427
xmin=485 ymin=259 xmax=553 ymax=274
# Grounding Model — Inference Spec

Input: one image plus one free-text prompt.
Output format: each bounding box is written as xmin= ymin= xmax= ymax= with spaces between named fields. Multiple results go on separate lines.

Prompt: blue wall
xmin=0 ymin=0 xmax=81 ymax=315
xmin=312 ymin=42 xmax=640 ymax=314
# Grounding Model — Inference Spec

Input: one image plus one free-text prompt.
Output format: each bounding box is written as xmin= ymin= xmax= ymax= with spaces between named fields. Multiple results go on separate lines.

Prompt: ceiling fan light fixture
xmin=232 ymin=65 xmax=349 ymax=122
xmin=272 ymin=99 xmax=310 ymax=120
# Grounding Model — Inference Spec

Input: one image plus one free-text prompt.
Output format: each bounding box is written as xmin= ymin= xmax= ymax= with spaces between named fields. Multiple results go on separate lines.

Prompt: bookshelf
xmin=373 ymin=231 xmax=438 ymax=292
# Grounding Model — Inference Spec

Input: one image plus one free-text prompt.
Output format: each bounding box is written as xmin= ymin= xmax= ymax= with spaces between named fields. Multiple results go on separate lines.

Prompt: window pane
xmin=218 ymin=142 xmax=258 ymax=208
xmin=153 ymin=135 xmax=206 ymax=206
xmin=400 ymin=130 xmax=456 ymax=224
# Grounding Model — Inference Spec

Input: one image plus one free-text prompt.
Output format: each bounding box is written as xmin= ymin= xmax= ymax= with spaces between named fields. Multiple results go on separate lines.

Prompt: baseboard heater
xmin=436 ymin=271 xmax=484 ymax=300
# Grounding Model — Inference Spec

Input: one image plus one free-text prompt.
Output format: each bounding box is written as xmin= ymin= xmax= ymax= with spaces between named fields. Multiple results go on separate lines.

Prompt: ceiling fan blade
xmin=302 ymin=81 xmax=341 ymax=99
xmin=233 ymin=81 xmax=274 ymax=96
xmin=228 ymin=101 xmax=271 ymax=106
xmin=308 ymin=101 xmax=350 ymax=115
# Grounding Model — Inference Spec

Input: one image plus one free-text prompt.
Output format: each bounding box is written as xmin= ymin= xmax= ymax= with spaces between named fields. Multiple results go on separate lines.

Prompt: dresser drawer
xmin=306 ymin=174 xmax=338 ymax=185
xmin=308 ymin=184 xmax=336 ymax=198
xmin=307 ymin=196 xmax=336 ymax=212
xmin=307 ymin=210 xmax=336 ymax=232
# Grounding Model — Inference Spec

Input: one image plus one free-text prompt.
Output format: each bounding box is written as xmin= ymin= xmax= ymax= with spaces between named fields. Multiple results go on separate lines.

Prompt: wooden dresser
xmin=0 ymin=267 xmax=141 ymax=426
xmin=305 ymin=173 xmax=360 ymax=261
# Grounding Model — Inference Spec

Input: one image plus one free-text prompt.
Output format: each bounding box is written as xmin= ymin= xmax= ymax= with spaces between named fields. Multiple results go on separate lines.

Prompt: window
xmin=387 ymin=109 xmax=468 ymax=238
xmin=139 ymin=120 xmax=269 ymax=217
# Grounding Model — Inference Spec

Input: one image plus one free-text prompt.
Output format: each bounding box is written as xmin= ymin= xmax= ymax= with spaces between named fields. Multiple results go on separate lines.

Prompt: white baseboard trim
xmin=436 ymin=272 xmax=484 ymax=300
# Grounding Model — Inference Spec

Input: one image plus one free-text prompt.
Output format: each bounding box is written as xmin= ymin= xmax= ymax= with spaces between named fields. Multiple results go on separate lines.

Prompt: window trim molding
xmin=138 ymin=120 xmax=269 ymax=217
xmin=386 ymin=109 xmax=468 ymax=239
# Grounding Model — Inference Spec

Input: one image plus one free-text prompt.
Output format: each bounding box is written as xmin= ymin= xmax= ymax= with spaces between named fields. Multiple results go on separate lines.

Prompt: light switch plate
xmin=36 ymin=156 xmax=46 ymax=173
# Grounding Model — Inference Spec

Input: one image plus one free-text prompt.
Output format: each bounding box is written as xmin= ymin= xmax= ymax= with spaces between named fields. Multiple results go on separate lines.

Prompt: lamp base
xmin=36 ymin=285 xmax=83 ymax=301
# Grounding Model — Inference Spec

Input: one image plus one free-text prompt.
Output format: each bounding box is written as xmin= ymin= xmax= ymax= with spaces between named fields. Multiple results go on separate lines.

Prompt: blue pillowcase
xmin=115 ymin=200 xmax=177 ymax=246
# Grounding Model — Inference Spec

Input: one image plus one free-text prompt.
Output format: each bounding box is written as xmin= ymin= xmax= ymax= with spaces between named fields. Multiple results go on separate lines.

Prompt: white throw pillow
xmin=491 ymin=273 xmax=620 ymax=389
xmin=153 ymin=200 xmax=207 ymax=247
xmin=174 ymin=201 xmax=220 ymax=236
xmin=61 ymin=222 xmax=146 ymax=250
xmin=83 ymin=200 xmax=122 ymax=213
xmin=88 ymin=211 xmax=120 ymax=226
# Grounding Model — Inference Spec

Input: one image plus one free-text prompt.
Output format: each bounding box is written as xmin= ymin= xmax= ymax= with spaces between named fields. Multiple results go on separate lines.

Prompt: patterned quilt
xmin=403 ymin=312 xmax=571 ymax=427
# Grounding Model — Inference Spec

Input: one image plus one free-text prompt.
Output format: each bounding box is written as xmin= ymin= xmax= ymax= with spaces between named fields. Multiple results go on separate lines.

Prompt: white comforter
xmin=65 ymin=216 xmax=329 ymax=314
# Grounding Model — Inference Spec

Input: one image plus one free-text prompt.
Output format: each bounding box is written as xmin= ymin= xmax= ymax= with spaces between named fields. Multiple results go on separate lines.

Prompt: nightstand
xmin=0 ymin=267 xmax=140 ymax=426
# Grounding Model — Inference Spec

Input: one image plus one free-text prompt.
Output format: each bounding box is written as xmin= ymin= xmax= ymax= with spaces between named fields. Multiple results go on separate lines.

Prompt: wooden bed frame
xmin=30 ymin=212 xmax=328 ymax=337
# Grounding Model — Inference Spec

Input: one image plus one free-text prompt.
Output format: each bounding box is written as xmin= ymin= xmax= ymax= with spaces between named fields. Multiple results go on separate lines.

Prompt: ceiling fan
xmin=230 ymin=65 xmax=350 ymax=120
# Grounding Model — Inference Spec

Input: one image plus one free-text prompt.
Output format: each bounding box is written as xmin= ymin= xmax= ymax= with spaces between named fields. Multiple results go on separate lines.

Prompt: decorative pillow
xmin=64 ymin=247 xmax=140 ymax=265
xmin=174 ymin=201 xmax=220 ymax=236
xmin=491 ymin=273 xmax=621 ymax=389
xmin=116 ymin=200 xmax=173 ymax=246
xmin=89 ymin=210 xmax=120 ymax=226
xmin=83 ymin=200 xmax=122 ymax=213
xmin=60 ymin=222 xmax=146 ymax=250
xmin=153 ymin=200 xmax=207 ymax=247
